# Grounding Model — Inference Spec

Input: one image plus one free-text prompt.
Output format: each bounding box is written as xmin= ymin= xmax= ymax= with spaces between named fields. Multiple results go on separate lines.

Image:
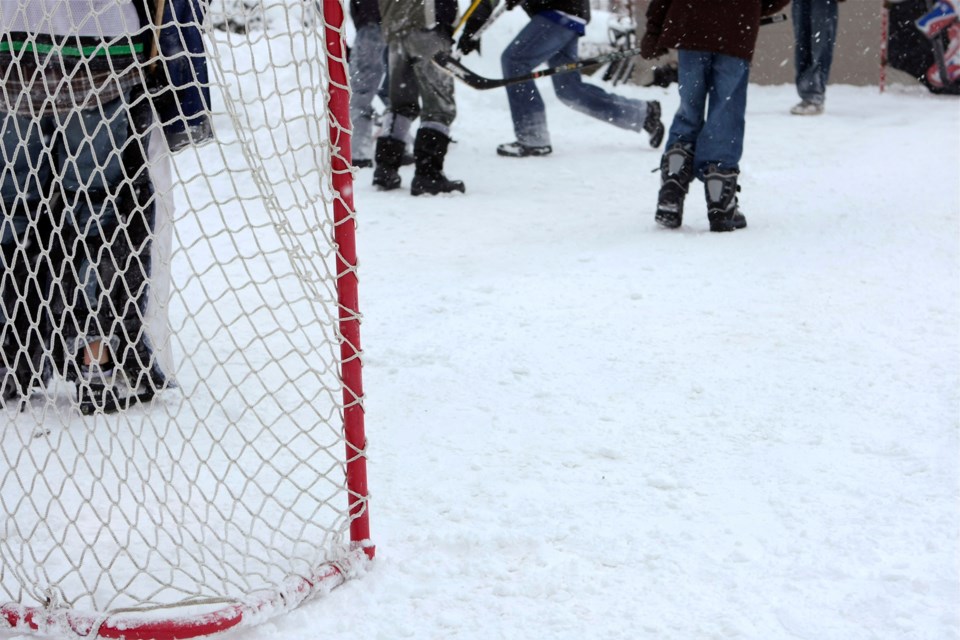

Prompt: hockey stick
xmin=454 ymin=0 xmax=486 ymax=35
xmin=436 ymin=13 xmax=790 ymax=90
xmin=471 ymin=2 xmax=508 ymax=41
xmin=762 ymin=13 xmax=788 ymax=26
xmin=451 ymin=2 xmax=509 ymax=58
xmin=148 ymin=0 xmax=168 ymax=69
xmin=434 ymin=47 xmax=645 ymax=89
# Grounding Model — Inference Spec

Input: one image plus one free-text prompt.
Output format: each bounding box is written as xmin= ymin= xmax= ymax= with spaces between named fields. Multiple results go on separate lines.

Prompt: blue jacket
xmin=152 ymin=0 xmax=214 ymax=152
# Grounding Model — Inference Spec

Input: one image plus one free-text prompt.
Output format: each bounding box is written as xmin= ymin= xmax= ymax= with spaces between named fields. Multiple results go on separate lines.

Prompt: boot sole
xmin=373 ymin=178 xmax=402 ymax=191
xmin=655 ymin=211 xmax=682 ymax=228
xmin=410 ymin=183 xmax=466 ymax=196
xmin=708 ymin=215 xmax=748 ymax=232
xmin=496 ymin=144 xmax=552 ymax=158
xmin=79 ymin=386 xmax=157 ymax=415
xmin=648 ymin=122 xmax=665 ymax=149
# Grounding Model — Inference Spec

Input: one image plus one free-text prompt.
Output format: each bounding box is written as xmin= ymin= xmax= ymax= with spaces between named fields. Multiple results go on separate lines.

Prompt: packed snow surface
xmin=3 ymin=7 xmax=958 ymax=640
xmin=240 ymin=22 xmax=959 ymax=640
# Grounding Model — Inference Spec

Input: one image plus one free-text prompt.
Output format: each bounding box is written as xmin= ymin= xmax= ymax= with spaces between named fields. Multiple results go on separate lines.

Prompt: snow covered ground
xmin=229 ymin=11 xmax=959 ymax=640
xmin=3 ymin=7 xmax=957 ymax=640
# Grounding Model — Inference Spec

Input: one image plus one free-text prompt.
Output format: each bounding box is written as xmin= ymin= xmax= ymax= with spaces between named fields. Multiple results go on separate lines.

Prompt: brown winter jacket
xmin=643 ymin=0 xmax=792 ymax=62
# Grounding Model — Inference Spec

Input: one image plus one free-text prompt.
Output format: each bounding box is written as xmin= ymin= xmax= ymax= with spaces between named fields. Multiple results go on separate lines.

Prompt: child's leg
xmin=697 ymin=53 xmax=751 ymax=232
xmin=1 ymin=112 xmax=53 ymax=400
xmin=501 ymin=15 xmax=562 ymax=148
xmin=350 ymin=23 xmax=389 ymax=165
xmin=694 ymin=53 xmax=750 ymax=176
xmin=55 ymin=96 xmax=129 ymax=370
xmin=654 ymin=50 xmax=709 ymax=229
xmin=56 ymin=93 xmax=166 ymax=411
xmin=664 ymin=50 xmax=711 ymax=151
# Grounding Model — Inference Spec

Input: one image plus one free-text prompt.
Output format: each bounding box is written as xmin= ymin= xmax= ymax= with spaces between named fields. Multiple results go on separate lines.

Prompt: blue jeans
xmin=350 ymin=23 xmax=390 ymax=162
xmin=665 ymin=50 xmax=750 ymax=178
xmin=1 ymin=96 xmax=130 ymax=326
xmin=792 ymin=0 xmax=839 ymax=105
xmin=501 ymin=14 xmax=651 ymax=147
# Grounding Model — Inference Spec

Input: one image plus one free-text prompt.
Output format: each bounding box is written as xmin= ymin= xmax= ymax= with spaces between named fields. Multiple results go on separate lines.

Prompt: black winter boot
xmin=704 ymin=164 xmax=747 ymax=232
xmin=643 ymin=101 xmax=664 ymax=148
xmin=410 ymin=129 xmax=465 ymax=196
xmin=655 ymin=144 xmax=694 ymax=229
xmin=373 ymin=136 xmax=405 ymax=190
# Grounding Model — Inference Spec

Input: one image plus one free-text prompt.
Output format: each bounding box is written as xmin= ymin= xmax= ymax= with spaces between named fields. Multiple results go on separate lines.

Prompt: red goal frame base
xmin=1 ymin=544 xmax=373 ymax=640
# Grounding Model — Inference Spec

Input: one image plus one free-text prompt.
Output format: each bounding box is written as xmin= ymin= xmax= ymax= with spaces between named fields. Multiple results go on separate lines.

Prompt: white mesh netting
xmin=0 ymin=0 xmax=368 ymax=634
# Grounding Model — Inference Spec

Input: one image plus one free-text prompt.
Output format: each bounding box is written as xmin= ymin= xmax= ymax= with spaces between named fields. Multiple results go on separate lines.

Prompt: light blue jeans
xmin=792 ymin=0 xmax=839 ymax=105
xmin=349 ymin=23 xmax=389 ymax=162
xmin=500 ymin=14 xmax=651 ymax=148
xmin=665 ymin=50 xmax=750 ymax=178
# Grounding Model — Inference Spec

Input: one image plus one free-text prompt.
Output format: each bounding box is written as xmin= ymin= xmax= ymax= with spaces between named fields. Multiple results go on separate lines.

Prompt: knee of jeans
xmin=555 ymin=81 xmax=591 ymax=113
xmin=71 ymin=202 xmax=119 ymax=239
xmin=501 ymin=48 xmax=527 ymax=75
xmin=77 ymin=258 xmax=101 ymax=311
xmin=553 ymin=79 xmax=578 ymax=105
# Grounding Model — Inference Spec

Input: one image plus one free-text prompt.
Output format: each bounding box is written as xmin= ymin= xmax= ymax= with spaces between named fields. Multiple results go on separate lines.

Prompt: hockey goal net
xmin=0 ymin=0 xmax=371 ymax=637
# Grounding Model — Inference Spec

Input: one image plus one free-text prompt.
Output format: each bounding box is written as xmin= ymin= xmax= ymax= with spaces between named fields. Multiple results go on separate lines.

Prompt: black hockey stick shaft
xmin=436 ymin=13 xmax=789 ymax=90
xmin=435 ymin=47 xmax=645 ymax=89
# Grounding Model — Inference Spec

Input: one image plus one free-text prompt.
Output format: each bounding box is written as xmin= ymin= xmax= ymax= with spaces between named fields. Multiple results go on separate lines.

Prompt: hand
xmin=432 ymin=24 xmax=454 ymax=47
xmin=640 ymin=33 xmax=668 ymax=60
xmin=457 ymin=35 xmax=481 ymax=56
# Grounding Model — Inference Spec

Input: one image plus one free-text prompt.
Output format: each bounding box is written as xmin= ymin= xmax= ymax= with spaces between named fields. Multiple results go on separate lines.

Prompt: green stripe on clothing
xmin=0 ymin=41 xmax=143 ymax=57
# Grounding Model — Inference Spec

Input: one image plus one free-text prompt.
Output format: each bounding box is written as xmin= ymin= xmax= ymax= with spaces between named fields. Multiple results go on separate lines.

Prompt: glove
xmin=505 ymin=0 xmax=521 ymax=8
xmin=640 ymin=32 xmax=668 ymax=60
xmin=457 ymin=2 xmax=495 ymax=56
xmin=457 ymin=34 xmax=481 ymax=56
xmin=432 ymin=23 xmax=454 ymax=47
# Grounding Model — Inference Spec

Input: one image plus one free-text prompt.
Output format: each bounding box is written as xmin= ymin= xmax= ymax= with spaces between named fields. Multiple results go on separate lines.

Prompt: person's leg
xmin=792 ymin=0 xmax=814 ymax=101
xmin=664 ymin=49 xmax=710 ymax=151
xmin=58 ymin=96 xmax=129 ymax=372
xmin=549 ymin=32 xmax=649 ymax=133
xmin=408 ymin=31 xmax=457 ymax=133
xmin=693 ymin=52 xmax=750 ymax=177
xmin=349 ymin=23 xmax=388 ymax=166
xmin=407 ymin=30 xmax=463 ymax=195
xmin=792 ymin=0 xmax=835 ymax=112
xmin=655 ymin=50 xmax=709 ymax=228
xmin=374 ymin=38 xmax=419 ymax=189
xmin=1 ymin=112 xmax=51 ymax=401
xmin=807 ymin=0 xmax=839 ymax=104
xmin=696 ymin=53 xmax=751 ymax=232
xmin=500 ymin=16 xmax=563 ymax=150
xmin=59 ymin=94 xmax=168 ymax=412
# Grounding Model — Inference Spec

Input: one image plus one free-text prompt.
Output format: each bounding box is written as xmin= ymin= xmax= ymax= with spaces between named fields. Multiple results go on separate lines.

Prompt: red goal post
xmin=0 ymin=0 xmax=372 ymax=637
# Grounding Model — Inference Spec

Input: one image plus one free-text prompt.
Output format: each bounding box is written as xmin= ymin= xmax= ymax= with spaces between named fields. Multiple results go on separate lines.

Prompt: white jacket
xmin=0 ymin=0 xmax=141 ymax=38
